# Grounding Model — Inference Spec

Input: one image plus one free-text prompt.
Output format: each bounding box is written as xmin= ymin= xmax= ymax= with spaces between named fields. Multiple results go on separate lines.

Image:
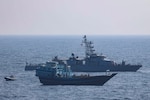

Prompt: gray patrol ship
xmin=25 ymin=35 xmax=142 ymax=72
xmin=52 ymin=35 xmax=142 ymax=72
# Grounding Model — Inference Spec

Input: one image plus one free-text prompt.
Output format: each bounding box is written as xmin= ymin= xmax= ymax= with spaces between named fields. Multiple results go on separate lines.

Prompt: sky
xmin=0 ymin=0 xmax=150 ymax=36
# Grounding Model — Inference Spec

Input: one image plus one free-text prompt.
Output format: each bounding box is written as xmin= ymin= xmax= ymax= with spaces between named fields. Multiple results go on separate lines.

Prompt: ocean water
xmin=0 ymin=35 xmax=150 ymax=100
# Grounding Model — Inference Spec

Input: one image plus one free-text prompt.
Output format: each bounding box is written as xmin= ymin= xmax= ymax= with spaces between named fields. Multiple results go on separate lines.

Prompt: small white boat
xmin=4 ymin=75 xmax=16 ymax=81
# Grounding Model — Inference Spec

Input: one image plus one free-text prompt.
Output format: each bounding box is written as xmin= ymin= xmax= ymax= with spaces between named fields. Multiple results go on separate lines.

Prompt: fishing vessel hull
xmin=38 ymin=73 xmax=117 ymax=85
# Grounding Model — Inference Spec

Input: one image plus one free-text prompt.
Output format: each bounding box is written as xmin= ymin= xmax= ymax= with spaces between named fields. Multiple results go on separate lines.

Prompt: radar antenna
xmin=81 ymin=35 xmax=95 ymax=57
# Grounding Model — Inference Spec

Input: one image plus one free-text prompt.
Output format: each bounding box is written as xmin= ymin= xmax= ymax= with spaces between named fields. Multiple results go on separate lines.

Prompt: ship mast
xmin=82 ymin=35 xmax=95 ymax=58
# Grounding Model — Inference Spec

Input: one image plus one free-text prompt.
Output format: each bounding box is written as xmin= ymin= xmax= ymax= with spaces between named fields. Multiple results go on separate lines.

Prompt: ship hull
xmin=38 ymin=73 xmax=117 ymax=85
xmin=70 ymin=65 xmax=142 ymax=72
xmin=25 ymin=65 xmax=38 ymax=71
xmin=26 ymin=64 xmax=141 ymax=72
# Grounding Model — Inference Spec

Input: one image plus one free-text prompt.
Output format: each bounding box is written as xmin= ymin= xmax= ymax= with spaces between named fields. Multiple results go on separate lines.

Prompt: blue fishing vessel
xmin=36 ymin=62 xmax=117 ymax=85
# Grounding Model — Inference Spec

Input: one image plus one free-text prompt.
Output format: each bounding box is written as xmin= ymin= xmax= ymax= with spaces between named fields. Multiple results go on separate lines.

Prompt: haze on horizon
xmin=0 ymin=0 xmax=150 ymax=36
